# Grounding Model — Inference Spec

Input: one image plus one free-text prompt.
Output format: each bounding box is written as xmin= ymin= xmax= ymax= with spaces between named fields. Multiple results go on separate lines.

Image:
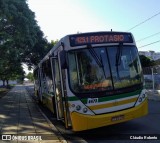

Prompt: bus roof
xmin=34 ymin=31 xmax=134 ymax=70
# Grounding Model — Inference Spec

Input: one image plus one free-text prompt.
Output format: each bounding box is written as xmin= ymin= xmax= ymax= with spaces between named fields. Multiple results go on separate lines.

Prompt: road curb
xmin=25 ymin=86 xmax=68 ymax=143
xmin=37 ymin=107 xmax=68 ymax=143
xmin=146 ymin=90 xmax=160 ymax=101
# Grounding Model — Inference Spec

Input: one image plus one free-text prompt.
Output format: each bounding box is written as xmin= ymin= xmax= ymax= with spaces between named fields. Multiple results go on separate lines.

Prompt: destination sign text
xmin=69 ymin=32 xmax=133 ymax=46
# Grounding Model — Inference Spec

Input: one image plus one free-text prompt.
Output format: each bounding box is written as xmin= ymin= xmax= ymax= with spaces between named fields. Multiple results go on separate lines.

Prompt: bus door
xmin=51 ymin=57 xmax=64 ymax=120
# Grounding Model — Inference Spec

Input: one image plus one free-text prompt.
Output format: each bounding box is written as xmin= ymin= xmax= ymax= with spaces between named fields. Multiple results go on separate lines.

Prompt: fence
xmin=0 ymin=80 xmax=17 ymax=86
xmin=143 ymin=66 xmax=160 ymax=90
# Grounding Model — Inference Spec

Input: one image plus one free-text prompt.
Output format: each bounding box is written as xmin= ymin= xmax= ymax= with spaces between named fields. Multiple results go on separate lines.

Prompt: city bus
xmin=33 ymin=31 xmax=148 ymax=131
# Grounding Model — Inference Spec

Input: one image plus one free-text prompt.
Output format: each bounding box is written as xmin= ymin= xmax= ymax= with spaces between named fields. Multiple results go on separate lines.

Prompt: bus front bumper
xmin=70 ymin=99 xmax=148 ymax=131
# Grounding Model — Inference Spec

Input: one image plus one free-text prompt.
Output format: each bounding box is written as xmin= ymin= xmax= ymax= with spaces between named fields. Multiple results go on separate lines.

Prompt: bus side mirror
xmin=60 ymin=50 xmax=67 ymax=69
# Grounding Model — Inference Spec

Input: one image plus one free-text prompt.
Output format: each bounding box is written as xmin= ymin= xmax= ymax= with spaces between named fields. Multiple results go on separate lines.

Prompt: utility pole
xmin=151 ymin=67 xmax=155 ymax=93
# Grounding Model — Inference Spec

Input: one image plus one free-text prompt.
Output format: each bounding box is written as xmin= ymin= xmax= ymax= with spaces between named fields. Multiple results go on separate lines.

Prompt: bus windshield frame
xmin=67 ymin=45 xmax=143 ymax=96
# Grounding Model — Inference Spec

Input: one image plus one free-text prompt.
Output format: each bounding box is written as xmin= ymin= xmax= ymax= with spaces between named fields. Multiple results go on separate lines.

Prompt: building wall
xmin=0 ymin=80 xmax=17 ymax=86
xmin=139 ymin=51 xmax=160 ymax=61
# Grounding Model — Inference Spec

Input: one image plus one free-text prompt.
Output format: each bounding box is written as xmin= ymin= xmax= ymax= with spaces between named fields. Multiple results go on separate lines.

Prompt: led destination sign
xmin=69 ymin=32 xmax=133 ymax=47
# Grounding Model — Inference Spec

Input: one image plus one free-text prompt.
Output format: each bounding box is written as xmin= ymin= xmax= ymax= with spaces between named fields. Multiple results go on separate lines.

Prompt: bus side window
xmin=68 ymin=52 xmax=79 ymax=91
xmin=42 ymin=60 xmax=54 ymax=95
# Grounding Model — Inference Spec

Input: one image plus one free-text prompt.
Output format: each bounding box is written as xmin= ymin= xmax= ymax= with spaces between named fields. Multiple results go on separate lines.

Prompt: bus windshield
xmin=68 ymin=46 xmax=143 ymax=93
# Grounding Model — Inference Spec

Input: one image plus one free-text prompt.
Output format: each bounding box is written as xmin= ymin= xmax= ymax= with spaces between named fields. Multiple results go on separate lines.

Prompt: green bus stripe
xmin=98 ymin=89 xmax=141 ymax=103
xmin=67 ymin=96 xmax=79 ymax=101
xmin=68 ymin=89 xmax=142 ymax=103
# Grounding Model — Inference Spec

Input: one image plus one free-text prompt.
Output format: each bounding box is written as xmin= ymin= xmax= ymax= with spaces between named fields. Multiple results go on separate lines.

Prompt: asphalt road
xmin=26 ymin=84 xmax=160 ymax=143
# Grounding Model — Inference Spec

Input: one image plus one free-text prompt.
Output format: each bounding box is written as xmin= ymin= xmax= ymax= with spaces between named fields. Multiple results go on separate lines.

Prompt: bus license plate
xmin=111 ymin=115 xmax=124 ymax=122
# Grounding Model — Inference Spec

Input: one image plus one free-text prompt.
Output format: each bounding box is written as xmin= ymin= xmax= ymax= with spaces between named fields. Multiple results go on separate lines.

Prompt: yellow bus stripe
xmin=89 ymin=97 xmax=137 ymax=110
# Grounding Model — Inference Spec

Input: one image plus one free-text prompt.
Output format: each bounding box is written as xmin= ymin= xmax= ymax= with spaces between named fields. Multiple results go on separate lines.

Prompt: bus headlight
xmin=139 ymin=97 xmax=142 ymax=102
xmin=69 ymin=101 xmax=94 ymax=115
xmin=76 ymin=105 xmax=81 ymax=111
xmin=135 ymin=90 xmax=147 ymax=106
xmin=83 ymin=107 xmax=88 ymax=113
xmin=142 ymin=94 xmax=145 ymax=98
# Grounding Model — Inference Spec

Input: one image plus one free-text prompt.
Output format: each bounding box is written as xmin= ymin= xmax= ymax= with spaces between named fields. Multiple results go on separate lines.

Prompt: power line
xmin=138 ymin=40 xmax=160 ymax=48
xmin=136 ymin=31 xmax=160 ymax=42
xmin=127 ymin=11 xmax=160 ymax=31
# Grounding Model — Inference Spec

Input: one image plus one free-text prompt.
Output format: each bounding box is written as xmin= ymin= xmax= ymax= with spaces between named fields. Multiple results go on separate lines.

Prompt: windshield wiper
xmin=88 ymin=46 xmax=102 ymax=67
xmin=115 ymin=43 xmax=123 ymax=80
xmin=87 ymin=44 xmax=107 ymax=79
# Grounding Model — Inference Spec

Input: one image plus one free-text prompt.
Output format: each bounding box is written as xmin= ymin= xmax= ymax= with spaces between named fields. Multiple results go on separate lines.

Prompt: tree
xmin=154 ymin=58 xmax=160 ymax=66
xmin=0 ymin=48 xmax=25 ymax=86
xmin=139 ymin=55 xmax=154 ymax=67
xmin=0 ymin=0 xmax=50 ymax=66
xmin=0 ymin=0 xmax=36 ymax=53
xmin=0 ymin=0 xmax=51 ymax=84
xmin=26 ymin=72 xmax=34 ymax=82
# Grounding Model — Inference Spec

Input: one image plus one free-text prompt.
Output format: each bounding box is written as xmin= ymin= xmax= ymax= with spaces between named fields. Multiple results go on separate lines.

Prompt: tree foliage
xmin=26 ymin=72 xmax=34 ymax=82
xmin=0 ymin=0 xmax=51 ymax=84
xmin=154 ymin=59 xmax=160 ymax=66
xmin=139 ymin=55 xmax=155 ymax=67
xmin=0 ymin=0 xmax=51 ymax=65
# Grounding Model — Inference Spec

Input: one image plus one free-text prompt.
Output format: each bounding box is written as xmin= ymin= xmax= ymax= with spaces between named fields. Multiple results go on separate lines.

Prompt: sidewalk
xmin=146 ymin=90 xmax=160 ymax=101
xmin=0 ymin=85 xmax=67 ymax=143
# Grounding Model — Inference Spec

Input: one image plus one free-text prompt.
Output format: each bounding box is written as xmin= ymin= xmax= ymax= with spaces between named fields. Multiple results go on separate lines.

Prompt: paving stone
xmin=0 ymin=85 xmax=65 ymax=143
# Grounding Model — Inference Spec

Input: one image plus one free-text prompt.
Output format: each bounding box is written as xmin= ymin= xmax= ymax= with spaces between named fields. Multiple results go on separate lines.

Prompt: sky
xmin=27 ymin=0 xmax=160 ymax=52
